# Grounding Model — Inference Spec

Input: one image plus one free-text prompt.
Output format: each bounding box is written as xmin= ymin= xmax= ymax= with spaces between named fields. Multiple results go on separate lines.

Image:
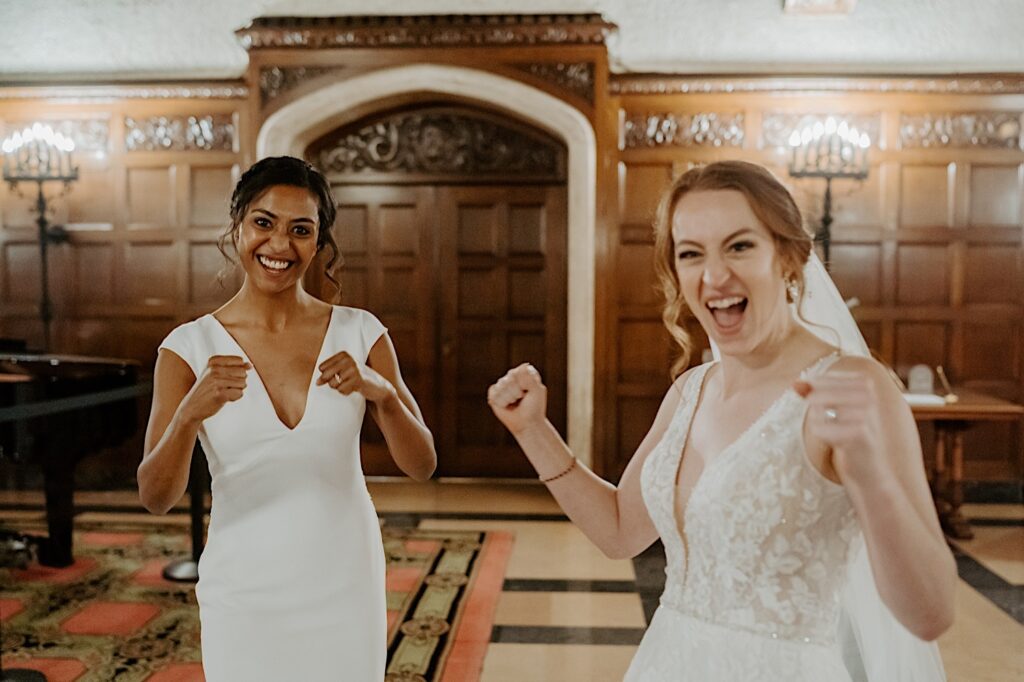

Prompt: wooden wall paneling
xmin=830 ymin=243 xmax=883 ymax=308
xmin=0 ymin=91 xmax=247 ymax=371
xmin=877 ymin=160 xmax=900 ymax=360
xmin=590 ymin=65 xmax=619 ymax=479
xmin=970 ymin=164 xmax=1021 ymax=227
xmin=900 ymin=164 xmax=953 ymax=228
xmin=612 ymin=81 xmax=1024 ymax=485
xmin=0 ymin=87 xmax=249 ymax=489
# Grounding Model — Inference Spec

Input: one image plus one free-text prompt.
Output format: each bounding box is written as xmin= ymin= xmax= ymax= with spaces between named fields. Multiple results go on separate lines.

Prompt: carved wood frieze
xmin=0 ymin=85 xmax=248 ymax=100
xmin=899 ymin=112 xmax=1022 ymax=149
xmin=611 ymin=75 xmax=1024 ymax=96
xmin=312 ymin=106 xmax=564 ymax=179
xmin=513 ymin=62 xmax=595 ymax=104
xmin=762 ymin=112 xmax=881 ymax=148
xmin=124 ymin=114 xmax=236 ymax=152
xmin=2 ymin=118 xmax=109 ymax=153
xmin=623 ymin=112 xmax=745 ymax=149
xmin=259 ymin=66 xmax=346 ymax=106
xmin=236 ymin=14 xmax=615 ymax=50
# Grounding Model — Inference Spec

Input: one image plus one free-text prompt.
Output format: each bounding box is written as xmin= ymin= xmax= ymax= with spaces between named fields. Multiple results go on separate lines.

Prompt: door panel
xmin=328 ymin=183 xmax=566 ymax=478
xmin=437 ymin=185 xmax=567 ymax=477
xmin=329 ymin=186 xmax=437 ymax=476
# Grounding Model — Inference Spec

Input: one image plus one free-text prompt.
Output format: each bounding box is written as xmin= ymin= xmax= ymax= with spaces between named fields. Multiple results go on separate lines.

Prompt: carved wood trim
xmin=611 ymin=74 xmax=1024 ymax=96
xmin=622 ymin=112 xmax=745 ymax=149
xmin=0 ymin=83 xmax=248 ymax=100
xmin=1 ymin=118 xmax=110 ymax=153
xmin=124 ymin=114 xmax=236 ymax=152
xmin=236 ymin=14 xmax=615 ymax=50
xmin=307 ymin=104 xmax=566 ymax=182
xmin=512 ymin=62 xmax=595 ymax=105
xmin=259 ymin=66 xmax=348 ymax=107
xmin=899 ymin=112 xmax=1023 ymax=149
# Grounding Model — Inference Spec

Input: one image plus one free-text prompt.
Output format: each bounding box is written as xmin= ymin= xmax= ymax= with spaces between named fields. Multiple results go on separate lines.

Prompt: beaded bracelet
xmin=539 ymin=456 xmax=577 ymax=483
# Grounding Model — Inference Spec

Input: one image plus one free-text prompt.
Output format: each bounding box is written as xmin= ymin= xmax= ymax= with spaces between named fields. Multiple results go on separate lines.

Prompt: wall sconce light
xmin=787 ymin=115 xmax=870 ymax=269
xmin=2 ymin=122 xmax=79 ymax=351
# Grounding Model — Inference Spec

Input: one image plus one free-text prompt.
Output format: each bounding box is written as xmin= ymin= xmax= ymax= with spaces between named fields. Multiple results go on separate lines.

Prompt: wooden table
xmin=911 ymin=389 xmax=1023 ymax=540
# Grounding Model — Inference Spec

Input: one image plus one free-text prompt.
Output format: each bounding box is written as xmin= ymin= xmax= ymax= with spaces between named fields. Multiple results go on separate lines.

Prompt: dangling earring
xmin=785 ymin=276 xmax=800 ymax=303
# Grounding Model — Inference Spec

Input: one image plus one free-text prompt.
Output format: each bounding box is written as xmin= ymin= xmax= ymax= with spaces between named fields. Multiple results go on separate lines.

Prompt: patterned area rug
xmin=0 ymin=517 xmax=512 ymax=682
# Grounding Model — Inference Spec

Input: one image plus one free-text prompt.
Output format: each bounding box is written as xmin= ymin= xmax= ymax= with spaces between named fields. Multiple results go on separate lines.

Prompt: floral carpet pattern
xmin=0 ymin=516 xmax=512 ymax=682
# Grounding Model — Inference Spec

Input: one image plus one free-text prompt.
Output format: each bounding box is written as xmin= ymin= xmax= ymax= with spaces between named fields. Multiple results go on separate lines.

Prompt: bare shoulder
xmin=669 ymin=362 xmax=707 ymax=397
xmin=660 ymin=361 xmax=711 ymax=414
xmin=826 ymin=354 xmax=905 ymax=402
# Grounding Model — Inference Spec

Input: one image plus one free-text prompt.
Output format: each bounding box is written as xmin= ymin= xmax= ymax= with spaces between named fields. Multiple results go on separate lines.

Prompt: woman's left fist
xmin=794 ymin=370 xmax=889 ymax=480
xmin=317 ymin=351 xmax=395 ymax=404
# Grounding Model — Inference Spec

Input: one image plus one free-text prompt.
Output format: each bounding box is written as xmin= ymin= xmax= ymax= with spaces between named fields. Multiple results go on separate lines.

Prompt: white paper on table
xmin=902 ymin=393 xmax=947 ymax=406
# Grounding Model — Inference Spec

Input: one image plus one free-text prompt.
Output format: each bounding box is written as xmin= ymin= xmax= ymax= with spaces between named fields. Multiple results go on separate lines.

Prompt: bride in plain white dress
xmin=488 ymin=161 xmax=953 ymax=680
xmin=139 ymin=156 xmax=436 ymax=681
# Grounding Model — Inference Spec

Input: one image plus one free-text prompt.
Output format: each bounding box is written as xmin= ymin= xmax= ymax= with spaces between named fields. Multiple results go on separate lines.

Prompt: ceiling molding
xmin=236 ymin=14 xmax=616 ymax=50
xmin=611 ymin=74 xmax=1024 ymax=96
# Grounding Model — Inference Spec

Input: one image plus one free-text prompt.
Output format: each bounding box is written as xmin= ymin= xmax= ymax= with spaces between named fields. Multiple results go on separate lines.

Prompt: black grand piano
xmin=0 ymin=351 xmax=144 ymax=567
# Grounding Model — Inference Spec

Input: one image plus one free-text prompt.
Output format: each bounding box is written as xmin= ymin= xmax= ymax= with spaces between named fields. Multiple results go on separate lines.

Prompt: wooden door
xmin=435 ymin=185 xmax=567 ymax=477
xmin=329 ymin=185 xmax=438 ymax=476
xmin=327 ymin=184 xmax=567 ymax=477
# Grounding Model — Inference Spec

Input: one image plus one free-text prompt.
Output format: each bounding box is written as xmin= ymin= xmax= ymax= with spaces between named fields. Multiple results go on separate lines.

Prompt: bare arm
xmin=365 ymin=334 xmax=436 ymax=481
xmin=317 ymin=334 xmax=436 ymax=481
xmin=800 ymin=357 xmax=957 ymax=641
xmin=137 ymin=352 xmax=248 ymax=514
xmin=489 ymin=364 xmax=690 ymax=559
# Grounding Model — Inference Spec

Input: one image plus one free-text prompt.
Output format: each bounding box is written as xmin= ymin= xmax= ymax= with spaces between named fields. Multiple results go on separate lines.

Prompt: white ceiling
xmin=0 ymin=0 xmax=1022 ymax=82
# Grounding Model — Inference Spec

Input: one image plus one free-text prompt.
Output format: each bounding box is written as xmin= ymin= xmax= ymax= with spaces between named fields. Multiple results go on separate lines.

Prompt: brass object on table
xmin=936 ymin=366 xmax=959 ymax=404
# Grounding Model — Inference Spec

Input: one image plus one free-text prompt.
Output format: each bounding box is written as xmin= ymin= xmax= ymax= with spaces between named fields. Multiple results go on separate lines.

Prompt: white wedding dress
xmin=625 ymin=254 xmax=945 ymax=682
xmin=158 ymin=305 xmax=387 ymax=682
xmin=626 ymin=354 xmax=862 ymax=681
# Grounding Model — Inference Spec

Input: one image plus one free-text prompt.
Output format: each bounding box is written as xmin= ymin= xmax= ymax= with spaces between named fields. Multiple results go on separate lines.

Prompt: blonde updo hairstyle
xmin=652 ymin=160 xmax=813 ymax=378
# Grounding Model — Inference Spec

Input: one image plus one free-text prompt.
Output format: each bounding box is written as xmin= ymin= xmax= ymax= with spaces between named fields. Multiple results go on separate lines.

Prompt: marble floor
xmin=1 ymin=483 xmax=1022 ymax=681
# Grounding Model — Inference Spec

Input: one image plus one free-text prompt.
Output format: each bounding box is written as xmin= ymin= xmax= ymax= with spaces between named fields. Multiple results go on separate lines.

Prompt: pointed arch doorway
xmin=305 ymin=102 xmax=568 ymax=477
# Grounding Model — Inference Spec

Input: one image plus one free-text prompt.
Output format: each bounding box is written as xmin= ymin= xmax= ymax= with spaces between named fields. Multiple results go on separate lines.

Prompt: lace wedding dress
xmin=626 ymin=355 xmax=861 ymax=681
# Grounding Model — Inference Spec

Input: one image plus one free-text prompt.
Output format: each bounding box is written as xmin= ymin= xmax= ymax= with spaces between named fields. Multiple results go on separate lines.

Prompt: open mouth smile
xmin=706 ymin=296 xmax=748 ymax=331
xmin=256 ymin=254 xmax=294 ymax=273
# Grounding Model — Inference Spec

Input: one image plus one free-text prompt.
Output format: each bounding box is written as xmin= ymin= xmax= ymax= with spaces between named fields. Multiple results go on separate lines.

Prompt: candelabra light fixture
xmin=787 ymin=116 xmax=870 ymax=269
xmin=2 ymin=122 xmax=79 ymax=351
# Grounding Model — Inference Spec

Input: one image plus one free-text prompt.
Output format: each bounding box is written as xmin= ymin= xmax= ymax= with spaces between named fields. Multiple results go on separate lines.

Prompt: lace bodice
xmin=640 ymin=357 xmax=861 ymax=645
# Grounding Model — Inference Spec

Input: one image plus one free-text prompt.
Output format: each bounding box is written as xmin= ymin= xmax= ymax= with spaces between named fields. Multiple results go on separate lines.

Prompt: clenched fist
xmin=316 ymin=351 xmax=395 ymax=404
xmin=181 ymin=355 xmax=250 ymax=423
xmin=487 ymin=363 xmax=547 ymax=435
xmin=794 ymin=369 xmax=893 ymax=484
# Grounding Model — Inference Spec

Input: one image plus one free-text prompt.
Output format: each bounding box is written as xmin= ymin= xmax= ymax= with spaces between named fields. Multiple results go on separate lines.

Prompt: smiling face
xmin=671 ymin=189 xmax=794 ymax=357
xmin=235 ymin=184 xmax=320 ymax=295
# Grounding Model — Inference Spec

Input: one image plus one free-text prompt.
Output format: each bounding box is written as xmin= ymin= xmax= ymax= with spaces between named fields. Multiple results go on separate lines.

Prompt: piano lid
xmin=1 ymin=353 xmax=141 ymax=381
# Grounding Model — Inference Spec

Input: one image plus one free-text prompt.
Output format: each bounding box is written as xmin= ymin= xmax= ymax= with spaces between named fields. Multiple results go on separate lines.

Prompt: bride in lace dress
xmin=488 ymin=161 xmax=954 ymax=681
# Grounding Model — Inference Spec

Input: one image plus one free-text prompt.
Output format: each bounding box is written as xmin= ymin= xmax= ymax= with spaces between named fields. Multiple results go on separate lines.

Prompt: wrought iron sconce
xmin=2 ymin=123 xmax=78 ymax=351
xmin=787 ymin=116 xmax=870 ymax=270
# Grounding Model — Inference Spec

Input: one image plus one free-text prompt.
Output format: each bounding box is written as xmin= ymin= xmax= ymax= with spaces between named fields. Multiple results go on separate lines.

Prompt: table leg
xmin=931 ymin=426 xmax=953 ymax=521
xmin=944 ymin=428 xmax=974 ymax=540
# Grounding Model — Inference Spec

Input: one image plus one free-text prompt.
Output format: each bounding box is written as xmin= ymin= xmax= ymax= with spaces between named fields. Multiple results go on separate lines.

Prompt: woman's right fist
xmin=181 ymin=355 xmax=250 ymax=423
xmin=487 ymin=363 xmax=547 ymax=435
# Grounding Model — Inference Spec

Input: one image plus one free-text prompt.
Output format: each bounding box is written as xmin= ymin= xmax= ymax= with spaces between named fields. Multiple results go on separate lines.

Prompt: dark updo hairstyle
xmin=217 ymin=155 xmax=341 ymax=297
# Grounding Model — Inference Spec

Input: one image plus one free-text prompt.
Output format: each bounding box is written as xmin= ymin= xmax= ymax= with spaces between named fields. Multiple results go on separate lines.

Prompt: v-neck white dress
xmin=626 ymin=356 xmax=862 ymax=681
xmin=158 ymin=305 xmax=387 ymax=682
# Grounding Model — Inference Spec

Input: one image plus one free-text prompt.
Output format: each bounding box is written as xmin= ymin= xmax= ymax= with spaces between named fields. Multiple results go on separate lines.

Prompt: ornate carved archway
xmin=256 ymin=64 xmax=598 ymax=466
